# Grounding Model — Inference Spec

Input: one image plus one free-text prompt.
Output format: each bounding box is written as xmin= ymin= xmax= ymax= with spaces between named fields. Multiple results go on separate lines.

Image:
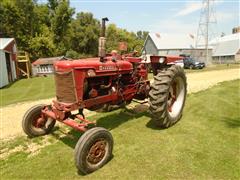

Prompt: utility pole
xmin=206 ymin=0 xmax=209 ymax=64
xmin=196 ymin=0 xmax=217 ymax=65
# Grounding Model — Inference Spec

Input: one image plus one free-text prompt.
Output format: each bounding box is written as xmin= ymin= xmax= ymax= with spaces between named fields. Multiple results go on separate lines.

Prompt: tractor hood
xmin=54 ymin=57 xmax=133 ymax=74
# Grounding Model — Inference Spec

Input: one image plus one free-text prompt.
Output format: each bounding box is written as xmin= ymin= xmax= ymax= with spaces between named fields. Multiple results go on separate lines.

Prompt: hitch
xmin=42 ymin=105 xmax=96 ymax=132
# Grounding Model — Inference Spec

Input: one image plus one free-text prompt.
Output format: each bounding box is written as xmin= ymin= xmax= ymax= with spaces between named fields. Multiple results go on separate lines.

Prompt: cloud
xmin=175 ymin=1 xmax=202 ymax=17
xmin=148 ymin=19 xmax=198 ymax=34
xmin=146 ymin=1 xmax=234 ymax=35
xmin=175 ymin=0 xmax=224 ymax=17
xmin=148 ymin=11 xmax=235 ymax=36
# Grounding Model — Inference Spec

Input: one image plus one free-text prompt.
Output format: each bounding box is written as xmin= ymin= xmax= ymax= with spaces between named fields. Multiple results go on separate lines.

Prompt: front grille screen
xmin=55 ymin=71 xmax=76 ymax=103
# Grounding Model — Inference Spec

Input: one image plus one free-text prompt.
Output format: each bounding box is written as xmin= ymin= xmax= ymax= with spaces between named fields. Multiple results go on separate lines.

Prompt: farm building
xmin=0 ymin=38 xmax=18 ymax=88
xmin=210 ymin=32 xmax=240 ymax=63
xmin=143 ymin=33 xmax=212 ymax=63
xmin=32 ymin=56 xmax=68 ymax=76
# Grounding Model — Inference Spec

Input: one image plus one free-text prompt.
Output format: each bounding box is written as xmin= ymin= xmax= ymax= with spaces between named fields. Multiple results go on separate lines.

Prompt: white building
xmin=210 ymin=33 xmax=240 ymax=63
xmin=143 ymin=33 xmax=212 ymax=63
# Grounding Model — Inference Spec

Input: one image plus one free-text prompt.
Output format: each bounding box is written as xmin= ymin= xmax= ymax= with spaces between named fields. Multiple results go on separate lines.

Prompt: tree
xmin=105 ymin=24 xmax=119 ymax=52
xmin=70 ymin=12 xmax=100 ymax=56
xmin=0 ymin=0 xmax=37 ymax=50
xmin=48 ymin=0 xmax=59 ymax=12
xmin=29 ymin=26 xmax=56 ymax=59
xmin=106 ymin=24 xmax=144 ymax=54
xmin=0 ymin=0 xmax=147 ymax=60
xmin=34 ymin=3 xmax=51 ymax=28
xmin=50 ymin=0 xmax=74 ymax=55
xmin=136 ymin=31 xmax=149 ymax=40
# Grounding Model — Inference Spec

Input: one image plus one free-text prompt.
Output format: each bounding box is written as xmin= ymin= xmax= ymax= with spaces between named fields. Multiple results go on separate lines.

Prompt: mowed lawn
xmin=0 ymin=76 xmax=55 ymax=106
xmin=0 ymin=80 xmax=239 ymax=179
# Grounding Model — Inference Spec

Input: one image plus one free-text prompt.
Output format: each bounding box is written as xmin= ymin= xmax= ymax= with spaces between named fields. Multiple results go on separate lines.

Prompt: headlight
xmin=159 ymin=57 xmax=165 ymax=63
xmin=87 ymin=69 xmax=96 ymax=77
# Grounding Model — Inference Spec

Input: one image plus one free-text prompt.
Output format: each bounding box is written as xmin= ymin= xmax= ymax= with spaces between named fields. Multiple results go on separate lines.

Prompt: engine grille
xmin=54 ymin=71 xmax=76 ymax=103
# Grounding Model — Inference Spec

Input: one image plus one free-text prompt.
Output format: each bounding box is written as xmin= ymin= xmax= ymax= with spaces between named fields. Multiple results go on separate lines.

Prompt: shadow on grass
xmin=97 ymin=108 xmax=150 ymax=130
xmin=51 ymin=128 xmax=83 ymax=149
xmin=0 ymin=79 xmax=20 ymax=89
xmin=145 ymin=120 xmax=166 ymax=130
xmin=221 ymin=116 xmax=240 ymax=128
xmin=51 ymin=104 xmax=157 ymax=149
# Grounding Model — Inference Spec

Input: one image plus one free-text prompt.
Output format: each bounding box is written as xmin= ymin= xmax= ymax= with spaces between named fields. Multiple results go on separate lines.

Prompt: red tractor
xmin=22 ymin=18 xmax=187 ymax=174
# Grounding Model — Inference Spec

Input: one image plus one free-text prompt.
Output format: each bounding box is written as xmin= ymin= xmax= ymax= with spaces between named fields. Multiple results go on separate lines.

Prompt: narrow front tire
xmin=74 ymin=127 xmax=113 ymax=174
xmin=22 ymin=104 xmax=56 ymax=137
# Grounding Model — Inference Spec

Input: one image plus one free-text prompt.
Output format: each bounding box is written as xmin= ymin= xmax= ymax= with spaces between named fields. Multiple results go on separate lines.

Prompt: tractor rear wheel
xmin=74 ymin=127 xmax=113 ymax=174
xmin=22 ymin=104 xmax=56 ymax=137
xmin=149 ymin=65 xmax=187 ymax=128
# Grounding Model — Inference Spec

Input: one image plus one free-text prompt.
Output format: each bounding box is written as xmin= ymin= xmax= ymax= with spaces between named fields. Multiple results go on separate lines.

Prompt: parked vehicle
xmin=180 ymin=55 xmax=205 ymax=69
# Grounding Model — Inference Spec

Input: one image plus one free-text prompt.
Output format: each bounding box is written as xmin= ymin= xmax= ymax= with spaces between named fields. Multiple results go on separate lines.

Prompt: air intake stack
xmin=99 ymin=17 xmax=109 ymax=62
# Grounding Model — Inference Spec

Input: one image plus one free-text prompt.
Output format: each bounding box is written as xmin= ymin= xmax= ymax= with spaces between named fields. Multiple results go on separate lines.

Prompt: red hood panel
xmin=54 ymin=57 xmax=133 ymax=73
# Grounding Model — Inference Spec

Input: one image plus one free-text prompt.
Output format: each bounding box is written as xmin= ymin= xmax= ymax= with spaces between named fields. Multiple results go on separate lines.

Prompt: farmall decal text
xmin=99 ymin=65 xmax=117 ymax=71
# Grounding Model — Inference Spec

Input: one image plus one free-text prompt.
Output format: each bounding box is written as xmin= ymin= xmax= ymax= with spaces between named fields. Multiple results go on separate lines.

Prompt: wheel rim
xmin=168 ymin=76 xmax=185 ymax=118
xmin=31 ymin=112 xmax=53 ymax=130
xmin=32 ymin=113 xmax=45 ymax=128
xmin=87 ymin=138 xmax=108 ymax=165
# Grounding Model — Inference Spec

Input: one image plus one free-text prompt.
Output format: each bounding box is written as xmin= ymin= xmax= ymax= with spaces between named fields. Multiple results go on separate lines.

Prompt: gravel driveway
xmin=1 ymin=68 xmax=239 ymax=139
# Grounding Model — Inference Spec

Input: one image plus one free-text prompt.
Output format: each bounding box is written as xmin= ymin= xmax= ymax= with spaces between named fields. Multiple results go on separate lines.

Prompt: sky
xmin=40 ymin=0 xmax=239 ymax=36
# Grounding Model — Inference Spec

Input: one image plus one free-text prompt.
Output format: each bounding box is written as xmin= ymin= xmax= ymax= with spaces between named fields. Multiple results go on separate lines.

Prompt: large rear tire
xmin=149 ymin=65 xmax=187 ymax=128
xmin=74 ymin=127 xmax=113 ymax=174
xmin=22 ymin=104 xmax=56 ymax=137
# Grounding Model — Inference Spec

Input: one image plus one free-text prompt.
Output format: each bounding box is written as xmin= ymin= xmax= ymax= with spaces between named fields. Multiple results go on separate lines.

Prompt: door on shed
xmin=5 ymin=52 xmax=13 ymax=82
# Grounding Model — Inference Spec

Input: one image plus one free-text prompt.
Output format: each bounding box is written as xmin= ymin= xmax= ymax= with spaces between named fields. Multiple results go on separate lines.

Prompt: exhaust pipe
xmin=99 ymin=17 xmax=109 ymax=62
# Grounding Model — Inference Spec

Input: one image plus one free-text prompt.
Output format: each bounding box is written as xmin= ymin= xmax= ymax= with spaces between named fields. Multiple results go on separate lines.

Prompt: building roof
xmin=211 ymin=33 xmax=240 ymax=56
xmin=210 ymin=33 xmax=240 ymax=44
xmin=212 ymin=40 xmax=239 ymax=56
xmin=32 ymin=56 xmax=68 ymax=65
xmin=147 ymin=33 xmax=196 ymax=50
xmin=0 ymin=38 xmax=15 ymax=50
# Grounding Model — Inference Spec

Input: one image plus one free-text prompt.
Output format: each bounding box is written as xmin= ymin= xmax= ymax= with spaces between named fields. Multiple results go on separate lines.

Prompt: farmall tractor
xmin=22 ymin=18 xmax=187 ymax=174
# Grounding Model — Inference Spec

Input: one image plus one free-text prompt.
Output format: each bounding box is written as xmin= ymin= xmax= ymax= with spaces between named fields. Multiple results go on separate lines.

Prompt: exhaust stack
xmin=99 ymin=17 xmax=109 ymax=61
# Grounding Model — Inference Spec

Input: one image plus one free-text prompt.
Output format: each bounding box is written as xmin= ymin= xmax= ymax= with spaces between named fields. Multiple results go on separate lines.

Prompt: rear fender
xmin=150 ymin=55 xmax=183 ymax=75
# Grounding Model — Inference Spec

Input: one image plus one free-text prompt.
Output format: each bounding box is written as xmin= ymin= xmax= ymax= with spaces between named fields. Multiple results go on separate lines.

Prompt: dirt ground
xmin=1 ymin=68 xmax=239 ymax=139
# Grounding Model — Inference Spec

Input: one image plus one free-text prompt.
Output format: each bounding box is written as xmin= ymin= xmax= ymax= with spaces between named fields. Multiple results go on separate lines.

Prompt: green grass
xmin=0 ymin=76 xmax=55 ymax=106
xmin=1 ymin=80 xmax=239 ymax=179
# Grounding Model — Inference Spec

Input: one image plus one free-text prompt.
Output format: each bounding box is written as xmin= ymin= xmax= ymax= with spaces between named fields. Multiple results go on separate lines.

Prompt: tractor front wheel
xmin=149 ymin=65 xmax=187 ymax=128
xmin=22 ymin=104 xmax=56 ymax=137
xmin=74 ymin=127 xmax=113 ymax=174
